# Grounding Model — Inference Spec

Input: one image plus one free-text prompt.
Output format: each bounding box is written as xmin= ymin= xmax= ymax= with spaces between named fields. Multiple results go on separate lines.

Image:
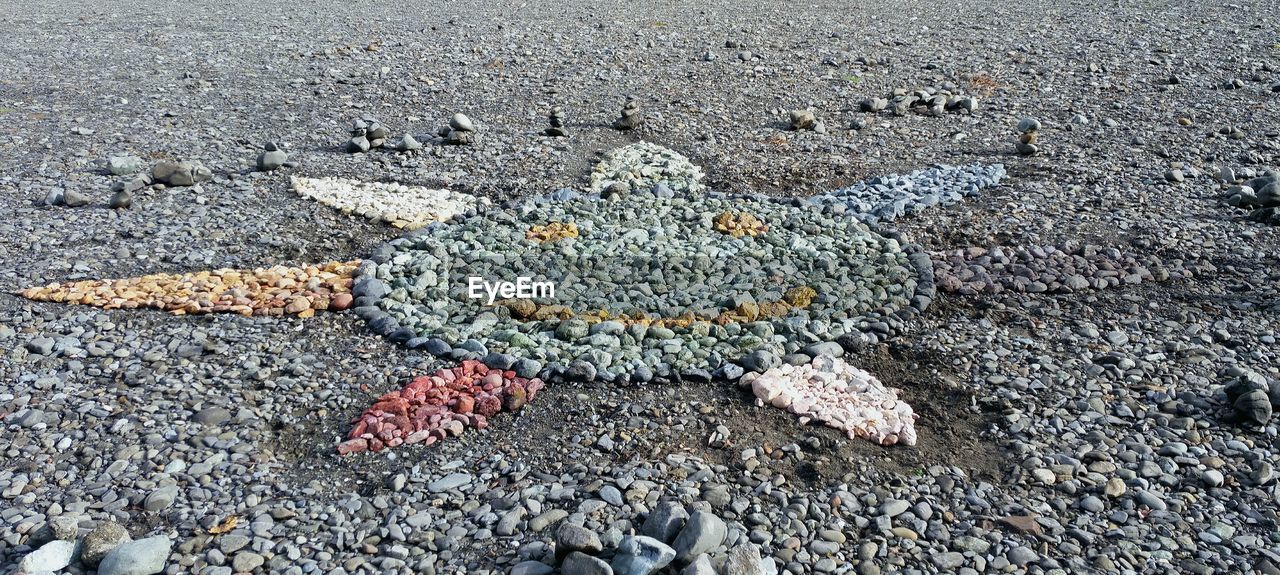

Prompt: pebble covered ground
xmin=3 ymin=1 xmax=1280 ymax=575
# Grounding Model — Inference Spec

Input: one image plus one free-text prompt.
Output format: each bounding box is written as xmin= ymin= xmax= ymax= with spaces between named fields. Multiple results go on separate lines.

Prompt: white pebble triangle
xmin=291 ymin=176 xmax=488 ymax=230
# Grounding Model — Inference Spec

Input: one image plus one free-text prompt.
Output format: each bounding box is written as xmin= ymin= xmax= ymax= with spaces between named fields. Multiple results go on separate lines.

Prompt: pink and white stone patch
xmin=741 ymin=357 xmax=918 ymax=446
xmin=338 ymin=360 xmax=544 ymax=455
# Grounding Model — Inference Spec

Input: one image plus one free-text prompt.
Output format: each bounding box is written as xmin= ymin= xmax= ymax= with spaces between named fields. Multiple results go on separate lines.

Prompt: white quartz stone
xmin=747 ymin=357 xmax=918 ymax=446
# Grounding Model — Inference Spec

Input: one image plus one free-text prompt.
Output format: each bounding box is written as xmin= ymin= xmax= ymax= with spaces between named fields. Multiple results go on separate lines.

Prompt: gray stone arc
xmin=805 ymin=163 xmax=1006 ymax=224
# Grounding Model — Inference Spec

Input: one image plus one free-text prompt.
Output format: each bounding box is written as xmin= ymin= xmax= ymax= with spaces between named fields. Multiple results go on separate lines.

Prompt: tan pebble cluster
xmin=713 ymin=211 xmax=769 ymax=237
xmin=742 ymin=357 xmax=918 ymax=446
xmin=291 ymin=176 xmax=487 ymax=230
xmin=20 ymin=261 xmax=359 ymax=317
xmin=497 ymin=285 xmax=818 ymax=329
xmin=526 ymin=222 xmax=580 ymax=242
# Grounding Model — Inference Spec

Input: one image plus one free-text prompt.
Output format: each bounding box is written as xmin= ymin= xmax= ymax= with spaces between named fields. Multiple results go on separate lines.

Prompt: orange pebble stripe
xmin=497 ymin=285 xmax=817 ymax=328
xmin=19 ymin=261 xmax=360 ymax=318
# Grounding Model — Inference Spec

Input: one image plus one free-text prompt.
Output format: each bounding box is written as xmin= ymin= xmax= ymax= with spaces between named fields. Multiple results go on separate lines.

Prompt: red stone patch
xmin=338 ymin=360 xmax=544 ymax=455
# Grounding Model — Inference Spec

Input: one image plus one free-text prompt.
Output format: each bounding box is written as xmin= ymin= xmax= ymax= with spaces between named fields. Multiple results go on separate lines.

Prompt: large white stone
xmin=19 ymin=540 xmax=76 ymax=573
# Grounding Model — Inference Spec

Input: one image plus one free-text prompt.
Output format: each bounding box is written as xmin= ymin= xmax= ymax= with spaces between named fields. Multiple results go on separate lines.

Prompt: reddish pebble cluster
xmin=338 ymin=360 xmax=543 ymax=455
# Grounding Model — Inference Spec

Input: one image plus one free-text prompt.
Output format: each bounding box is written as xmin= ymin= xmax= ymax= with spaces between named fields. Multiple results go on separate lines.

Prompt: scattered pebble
xmin=788 ymin=109 xmax=817 ymax=131
xmin=256 ymin=141 xmax=288 ymax=171
xmin=107 ymin=155 xmax=143 ymax=176
xmin=62 ymin=189 xmax=91 ymax=207
xmin=152 ymin=160 xmax=212 ymax=187
xmin=444 ymin=112 xmax=477 ymax=145
xmin=109 ymin=189 xmax=132 ymax=209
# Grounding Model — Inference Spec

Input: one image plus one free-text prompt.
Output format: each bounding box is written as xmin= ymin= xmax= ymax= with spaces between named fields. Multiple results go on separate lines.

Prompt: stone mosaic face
xmin=357 ymin=188 xmax=931 ymax=383
xmin=16 ymin=155 xmax=1021 ymax=451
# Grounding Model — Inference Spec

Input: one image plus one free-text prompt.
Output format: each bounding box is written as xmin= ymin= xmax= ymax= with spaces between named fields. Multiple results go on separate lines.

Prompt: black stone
xmin=424 ymin=338 xmax=452 ymax=356
xmin=367 ymin=315 xmax=400 ymax=336
xmin=567 ymin=360 xmax=597 ymax=381
xmin=681 ymin=368 xmax=713 ymax=383
xmin=388 ymin=327 xmax=416 ymax=343
xmin=739 ymin=350 xmax=780 ymax=373
xmin=483 ymin=352 xmax=518 ymax=371
xmin=405 ymin=337 xmax=431 ymax=349
xmin=353 ymin=277 xmax=389 ymax=299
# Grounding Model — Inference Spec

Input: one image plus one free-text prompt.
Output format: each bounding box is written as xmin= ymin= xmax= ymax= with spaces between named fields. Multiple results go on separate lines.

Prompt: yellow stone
xmin=783 ymin=286 xmax=817 ymax=307
xmin=501 ymin=299 xmax=538 ymax=318
xmin=713 ymin=211 xmax=768 ymax=237
xmin=526 ymin=222 xmax=580 ymax=242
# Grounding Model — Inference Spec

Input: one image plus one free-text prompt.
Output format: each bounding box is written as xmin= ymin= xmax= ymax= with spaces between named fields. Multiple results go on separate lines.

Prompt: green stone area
xmin=362 ymin=190 xmax=932 ymax=383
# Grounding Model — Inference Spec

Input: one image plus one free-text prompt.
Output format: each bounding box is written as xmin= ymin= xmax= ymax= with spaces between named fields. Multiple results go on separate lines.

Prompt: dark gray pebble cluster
xmin=860 ymin=84 xmax=978 ymax=117
xmin=42 ymin=157 xmax=212 ymax=210
xmin=1222 ymin=169 xmax=1280 ymax=225
xmin=440 ymin=113 xmax=478 ymax=145
xmin=345 ymin=115 xmax=390 ymax=153
xmin=511 ymin=501 xmax=772 ymax=575
xmin=1223 ymin=367 xmax=1280 ymax=427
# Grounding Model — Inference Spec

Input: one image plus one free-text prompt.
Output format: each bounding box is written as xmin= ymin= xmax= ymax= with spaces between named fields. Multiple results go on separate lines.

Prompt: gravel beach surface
xmin=3 ymin=1 xmax=1280 ymax=575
